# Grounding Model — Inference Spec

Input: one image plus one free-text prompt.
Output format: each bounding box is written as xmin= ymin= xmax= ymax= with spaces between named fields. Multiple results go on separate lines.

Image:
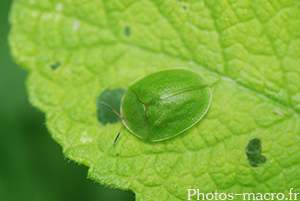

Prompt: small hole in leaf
xmin=245 ymin=138 xmax=267 ymax=167
xmin=124 ymin=26 xmax=130 ymax=37
xmin=97 ymin=88 xmax=125 ymax=126
xmin=50 ymin=61 xmax=61 ymax=70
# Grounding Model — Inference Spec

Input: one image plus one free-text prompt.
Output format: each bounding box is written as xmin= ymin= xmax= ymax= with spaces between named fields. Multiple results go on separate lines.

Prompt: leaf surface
xmin=9 ymin=0 xmax=300 ymax=200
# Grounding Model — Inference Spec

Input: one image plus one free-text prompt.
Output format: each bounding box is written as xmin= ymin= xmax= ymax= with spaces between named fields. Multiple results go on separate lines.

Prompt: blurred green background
xmin=0 ymin=1 xmax=134 ymax=201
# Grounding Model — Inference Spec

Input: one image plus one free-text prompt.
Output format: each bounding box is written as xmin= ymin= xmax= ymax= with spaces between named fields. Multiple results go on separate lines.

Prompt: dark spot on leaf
xmin=183 ymin=6 xmax=187 ymax=10
xmin=116 ymin=153 xmax=119 ymax=156
xmin=245 ymin=138 xmax=267 ymax=167
xmin=50 ymin=61 xmax=61 ymax=70
xmin=97 ymin=88 xmax=125 ymax=126
xmin=124 ymin=26 xmax=130 ymax=37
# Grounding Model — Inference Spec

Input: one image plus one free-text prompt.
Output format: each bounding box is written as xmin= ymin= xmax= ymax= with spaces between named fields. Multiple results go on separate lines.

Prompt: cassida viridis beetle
xmin=101 ymin=68 xmax=212 ymax=145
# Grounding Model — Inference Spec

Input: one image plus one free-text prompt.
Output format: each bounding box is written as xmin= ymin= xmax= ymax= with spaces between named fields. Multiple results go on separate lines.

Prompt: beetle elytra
xmin=101 ymin=68 xmax=212 ymax=145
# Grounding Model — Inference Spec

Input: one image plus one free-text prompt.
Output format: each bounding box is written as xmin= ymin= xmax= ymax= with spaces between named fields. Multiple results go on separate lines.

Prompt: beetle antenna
xmin=113 ymin=124 xmax=124 ymax=145
xmin=101 ymin=101 xmax=123 ymax=119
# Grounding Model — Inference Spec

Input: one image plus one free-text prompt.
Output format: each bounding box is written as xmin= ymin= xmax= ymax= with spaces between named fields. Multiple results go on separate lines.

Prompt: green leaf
xmin=9 ymin=0 xmax=300 ymax=200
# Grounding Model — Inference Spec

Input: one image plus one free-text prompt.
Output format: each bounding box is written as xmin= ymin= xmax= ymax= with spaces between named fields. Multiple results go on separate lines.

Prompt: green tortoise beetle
xmin=101 ymin=68 xmax=212 ymax=145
